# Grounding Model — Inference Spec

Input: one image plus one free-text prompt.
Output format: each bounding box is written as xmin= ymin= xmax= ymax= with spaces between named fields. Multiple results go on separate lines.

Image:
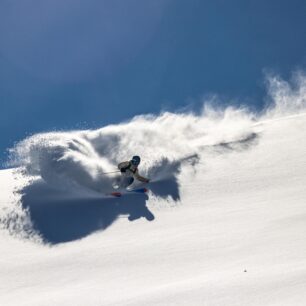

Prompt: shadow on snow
xmin=20 ymin=170 xmax=181 ymax=245
xmin=18 ymin=134 xmax=258 ymax=245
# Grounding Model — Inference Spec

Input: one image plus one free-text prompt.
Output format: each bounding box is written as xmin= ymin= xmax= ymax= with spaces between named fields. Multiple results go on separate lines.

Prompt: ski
xmin=110 ymin=187 xmax=148 ymax=197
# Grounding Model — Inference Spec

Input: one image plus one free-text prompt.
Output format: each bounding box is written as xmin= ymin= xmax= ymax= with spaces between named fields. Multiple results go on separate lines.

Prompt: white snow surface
xmin=1 ymin=75 xmax=306 ymax=305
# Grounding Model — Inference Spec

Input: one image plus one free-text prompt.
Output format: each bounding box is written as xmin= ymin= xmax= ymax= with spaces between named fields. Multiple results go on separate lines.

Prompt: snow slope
xmin=1 ymin=75 xmax=306 ymax=306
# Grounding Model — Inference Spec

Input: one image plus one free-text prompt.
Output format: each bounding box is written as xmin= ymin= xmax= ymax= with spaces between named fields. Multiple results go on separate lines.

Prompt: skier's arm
xmin=134 ymin=170 xmax=150 ymax=183
xmin=118 ymin=161 xmax=130 ymax=172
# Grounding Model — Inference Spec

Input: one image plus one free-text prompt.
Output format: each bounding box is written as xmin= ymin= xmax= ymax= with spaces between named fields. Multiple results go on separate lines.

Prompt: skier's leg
xmin=124 ymin=177 xmax=135 ymax=190
xmin=112 ymin=174 xmax=124 ymax=189
xmin=127 ymin=177 xmax=134 ymax=186
xmin=113 ymin=175 xmax=128 ymax=189
xmin=121 ymin=177 xmax=134 ymax=189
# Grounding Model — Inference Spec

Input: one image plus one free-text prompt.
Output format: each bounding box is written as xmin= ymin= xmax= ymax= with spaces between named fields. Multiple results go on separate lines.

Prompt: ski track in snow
xmin=1 ymin=75 xmax=306 ymax=305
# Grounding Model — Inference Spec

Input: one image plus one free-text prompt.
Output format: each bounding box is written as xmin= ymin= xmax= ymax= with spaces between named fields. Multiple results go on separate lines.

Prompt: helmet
xmin=131 ymin=155 xmax=141 ymax=166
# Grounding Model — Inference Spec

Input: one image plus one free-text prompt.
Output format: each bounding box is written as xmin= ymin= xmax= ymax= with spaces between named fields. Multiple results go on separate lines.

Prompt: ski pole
xmin=99 ymin=170 xmax=121 ymax=175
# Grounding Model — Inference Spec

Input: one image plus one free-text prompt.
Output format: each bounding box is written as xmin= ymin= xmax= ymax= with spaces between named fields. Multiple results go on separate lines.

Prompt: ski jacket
xmin=117 ymin=161 xmax=149 ymax=183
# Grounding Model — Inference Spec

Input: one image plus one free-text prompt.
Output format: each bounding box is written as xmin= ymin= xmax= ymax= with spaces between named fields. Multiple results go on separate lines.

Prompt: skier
xmin=114 ymin=155 xmax=150 ymax=189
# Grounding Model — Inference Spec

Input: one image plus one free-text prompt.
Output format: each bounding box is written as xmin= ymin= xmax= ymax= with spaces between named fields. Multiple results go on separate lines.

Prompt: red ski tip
xmin=111 ymin=192 xmax=122 ymax=197
xmin=143 ymin=188 xmax=149 ymax=193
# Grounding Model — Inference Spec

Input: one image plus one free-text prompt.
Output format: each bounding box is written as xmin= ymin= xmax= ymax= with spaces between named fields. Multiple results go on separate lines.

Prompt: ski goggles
xmin=131 ymin=158 xmax=140 ymax=166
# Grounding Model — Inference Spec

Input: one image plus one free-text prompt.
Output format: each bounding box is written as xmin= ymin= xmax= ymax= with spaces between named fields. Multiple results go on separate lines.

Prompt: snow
xmin=1 ymin=77 xmax=306 ymax=305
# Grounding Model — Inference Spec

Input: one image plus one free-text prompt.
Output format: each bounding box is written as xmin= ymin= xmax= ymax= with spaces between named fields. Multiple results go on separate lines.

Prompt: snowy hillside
xmin=1 ymin=76 xmax=306 ymax=306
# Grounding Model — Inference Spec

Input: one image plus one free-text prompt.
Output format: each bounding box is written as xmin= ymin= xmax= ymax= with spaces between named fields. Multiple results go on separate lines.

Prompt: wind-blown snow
xmin=1 ymin=75 xmax=306 ymax=306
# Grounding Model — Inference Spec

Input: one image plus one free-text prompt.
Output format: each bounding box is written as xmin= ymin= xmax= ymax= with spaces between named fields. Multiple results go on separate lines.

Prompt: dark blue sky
xmin=1 ymin=0 xmax=306 ymax=164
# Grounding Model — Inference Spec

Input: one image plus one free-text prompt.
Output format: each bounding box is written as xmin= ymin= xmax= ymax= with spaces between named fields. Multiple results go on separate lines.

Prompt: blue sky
xmin=1 ymin=0 xmax=306 ymax=164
